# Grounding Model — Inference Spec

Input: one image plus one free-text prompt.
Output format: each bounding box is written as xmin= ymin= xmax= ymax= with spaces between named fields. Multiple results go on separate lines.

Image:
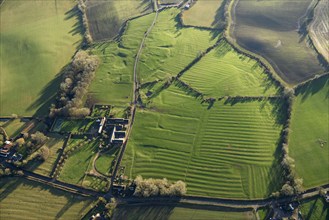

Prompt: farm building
xmin=0 ymin=141 xmax=13 ymax=154
xmin=98 ymin=117 xmax=107 ymax=134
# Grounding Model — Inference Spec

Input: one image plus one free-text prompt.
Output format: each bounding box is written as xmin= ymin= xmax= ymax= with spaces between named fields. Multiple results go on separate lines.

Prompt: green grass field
xmin=180 ymin=41 xmax=280 ymax=97
xmin=0 ymin=177 xmax=94 ymax=219
xmin=86 ymin=0 xmax=153 ymax=41
xmin=95 ymin=147 xmax=119 ymax=175
xmin=289 ymin=76 xmax=329 ymax=188
xmin=0 ymin=119 xmax=26 ymax=138
xmin=231 ymin=0 xmax=326 ymax=85
xmin=59 ymin=139 xmax=99 ymax=185
xmin=0 ymin=0 xmax=82 ymax=116
xmin=182 ymin=0 xmax=225 ymax=28
xmin=122 ymin=85 xmax=284 ymax=198
xmin=299 ymin=197 xmax=329 ymax=220
xmin=139 ymin=8 xmax=217 ymax=84
xmin=113 ymin=204 xmax=256 ymax=220
xmin=26 ymin=135 xmax=65 ymax=176
xmin=88 ymin=13 xmax=156 ymax=106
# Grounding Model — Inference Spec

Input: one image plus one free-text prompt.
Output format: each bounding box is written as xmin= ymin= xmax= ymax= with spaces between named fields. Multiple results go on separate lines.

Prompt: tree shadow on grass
xmin=26 ymin=3 xmax=85 ymax=118
xmin=138 ymin=0 xmax=153 ymax=14
xmin=296 ymin=74 xmax=329 ymax=102
xmin=65 ymin=5 xmax=84 ymax=39
xmin=113 ymin=203 xmax=177 ymax=220
xmin=209 ymin=0 xmax=228 ymax=40
xmin=25 ymin=68 xmax=64 ymax=117
xmin=0 ymin=177 xmax=93 ymax=218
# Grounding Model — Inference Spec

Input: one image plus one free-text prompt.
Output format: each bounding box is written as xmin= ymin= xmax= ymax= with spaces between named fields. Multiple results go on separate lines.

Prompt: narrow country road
xmin=116 ymin=184 xmax=329 ymax=209
xmin=106 ymin=7 xmax=160 ymax=198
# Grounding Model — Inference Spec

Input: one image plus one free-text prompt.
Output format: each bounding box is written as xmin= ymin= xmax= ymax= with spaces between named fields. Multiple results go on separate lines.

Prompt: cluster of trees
xmin=50 ymin=51 xmax=99 ymax=118
xmin=78 ymin=0 xmax=92 ymax=45
xmin=133 ymin=175 xmax=187 ymax=197
xmin=0 ymin=167 xmax=23 ymax=177
xmin=15 ymin=131 xmax=48 ymax=155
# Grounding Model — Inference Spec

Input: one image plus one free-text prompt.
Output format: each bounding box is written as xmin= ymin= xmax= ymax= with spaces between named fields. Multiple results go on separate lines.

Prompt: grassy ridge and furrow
xmin=88 ymin=13 xmax=155 ymax=105
xmin=86 ymin=0 xmax=153 ymax=41
xmin=180 ymin=41 xmax=280 ymax=97
xmin=122 ymin=85 xmax=283 ymax=198
xmin=289 ymin=75 xmax=329 ymax=188
xmin=139 ymin=8 xmax=217 ymax=84
xmin=232 ymin=0 xmax=326 ymax=85
xmin=0 ymin=178 xmax=93 ymax=219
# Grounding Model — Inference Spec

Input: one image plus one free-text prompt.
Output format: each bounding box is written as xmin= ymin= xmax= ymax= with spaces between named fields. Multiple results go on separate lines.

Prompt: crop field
xmin=86 ymin=0 xmax=153 ymax=41
xmin=113 ymin=204 xmax=256 ymax=220
xmin=0 ymin=0 xmax=82 ymax=116
xmin=231 ymin=0 xmax=326 ymax=85
xmin=26 ymin=135 xmax=65 ymax=176
xmin=59 ymin=138 xmax=99 ymax=185
xmin=289 ymin=75 xmax=329 ymax=188
xmin=180 ymin=41 xmax=280 ymax=97
xmin=88 ymin=13 xmax=155 ymax=105
xmin=0 ymin=177 xmax=94 ymax=219
xmin=182 ymin=0 xmax=225 ymax=28
xmin=139 ymin=8 xmax=217 ymax=84
xmin=122 ymin=85 xmax=284 ymax=198
xmin=309 ymin=0 xmax=329 ymax=62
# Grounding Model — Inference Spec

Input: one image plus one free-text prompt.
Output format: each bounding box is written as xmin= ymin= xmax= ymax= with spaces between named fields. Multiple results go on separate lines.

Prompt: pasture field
xmin=309 ymin=0 xmax=329 ymax=62
xmin=180 ymin=41 xmax=280 ymax=97
xmin=0 ymin=177 xmax=94 ymax=219
xmin=139 ymin=8 xmax=217 ymax=84
xmin=88 ymin=13 xmax=155 ymax=106
xmin=26 ymin=135 xmax=65 ymax=176
xmin=289 ymin=75 xmax=329 ymax=188
xmin=86 ymin=0 xmax=153 ymax=41
xmin=231 ymin=0 xmax=326 ymax=85
xmin=182 ymin=0 xmax=225 ymax=29
xmin=59 ymin=138 xmax=99 ymax=185
xmin=0 ymin=0 xmax=82 ymax=116
xmin=95 ymin=147 xmax=119 ymax=175
xmin=0 ymin=119 xmax=26 ymax=138
xmin=113 ymin=204 xmax=256 ymax=220
xmin=299 ymin=197 xmax=329 ymax=220
xmin=122 ymin=85 xmax=284 ymax=198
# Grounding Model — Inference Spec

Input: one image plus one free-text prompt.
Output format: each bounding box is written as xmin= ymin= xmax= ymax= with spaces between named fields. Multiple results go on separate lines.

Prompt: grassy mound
xmin=139 ymin=8 xmax=217 ymax=84
xmin=0 ymin=0 xmax=82 ymax=116
xmin=88 ymin=13 xmax=156 ymax=106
